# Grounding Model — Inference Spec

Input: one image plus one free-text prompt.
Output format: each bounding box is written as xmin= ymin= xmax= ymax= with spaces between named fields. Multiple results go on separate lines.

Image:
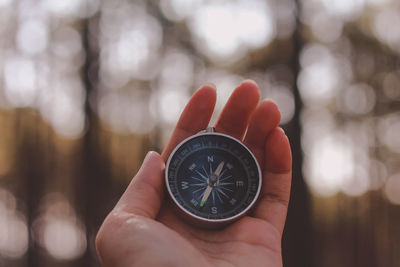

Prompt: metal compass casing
xmin=165 ymin=127 xmax=262 ymax=228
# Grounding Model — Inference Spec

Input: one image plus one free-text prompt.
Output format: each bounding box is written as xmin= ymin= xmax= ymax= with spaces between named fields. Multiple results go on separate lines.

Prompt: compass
xmin=165 ymin=127 xmax=262 ymax=228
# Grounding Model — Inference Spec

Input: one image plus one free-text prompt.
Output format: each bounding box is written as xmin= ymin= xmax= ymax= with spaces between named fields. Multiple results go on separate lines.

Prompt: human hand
xmin=96 ymin=80 xmax=292 ymax=267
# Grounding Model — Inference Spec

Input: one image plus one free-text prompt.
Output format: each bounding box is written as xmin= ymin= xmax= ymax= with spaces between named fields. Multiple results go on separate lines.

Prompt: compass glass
xmin=166 ymin=132 xmax=261 ymax=221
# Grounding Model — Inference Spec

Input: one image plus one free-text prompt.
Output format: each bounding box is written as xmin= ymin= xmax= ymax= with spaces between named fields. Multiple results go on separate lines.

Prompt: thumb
xmin=116 ymin=151 xmax=165 ymax=219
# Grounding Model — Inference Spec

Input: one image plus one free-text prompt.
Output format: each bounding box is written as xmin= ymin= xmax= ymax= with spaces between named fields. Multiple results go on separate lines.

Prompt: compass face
xmin=166 ymin=132 xmax=261 ymax=223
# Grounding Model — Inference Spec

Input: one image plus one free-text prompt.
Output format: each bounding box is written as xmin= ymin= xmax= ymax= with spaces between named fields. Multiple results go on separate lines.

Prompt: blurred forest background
xmin=0 ymin=0 xmax=400 ymax=266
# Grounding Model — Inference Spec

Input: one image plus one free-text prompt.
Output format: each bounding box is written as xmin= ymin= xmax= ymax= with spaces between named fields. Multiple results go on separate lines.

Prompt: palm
xmin=96 ymin=81 xmax=292 ymax=267
xmin=157 ymin=205 xmax=282 ymax=267
xmin=100 ymin=205 xmax=282 ymax=267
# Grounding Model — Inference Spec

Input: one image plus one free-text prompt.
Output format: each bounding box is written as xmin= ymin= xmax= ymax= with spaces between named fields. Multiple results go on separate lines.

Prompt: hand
xmin=96 ymin=80 xmax=292 ymax=267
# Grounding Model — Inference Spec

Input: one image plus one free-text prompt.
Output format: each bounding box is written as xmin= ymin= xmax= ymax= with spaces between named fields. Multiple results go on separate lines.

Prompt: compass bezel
xmin=165 ymin=131 xmax=262 ymax=225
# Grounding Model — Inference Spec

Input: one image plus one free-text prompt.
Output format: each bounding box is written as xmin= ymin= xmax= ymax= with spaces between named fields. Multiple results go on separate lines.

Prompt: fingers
xmin=116 ymin=151 xmax=165 ymax=218
xmin=264 ymin=128 xmax=292 ymax=173
xmin=244 ymin=100 xmax=281 ymax=168
xmin=161 ymin=85 xmax=217 ymax=162
xmin=253 ymin=128 xmax=292 ymax=234
xmin=214 ymin=80 xmax=260 ymax=140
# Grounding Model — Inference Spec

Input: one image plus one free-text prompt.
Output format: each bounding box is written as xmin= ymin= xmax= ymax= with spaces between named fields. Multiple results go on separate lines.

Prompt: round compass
xmin=165 ymin=127 xmax=262 ymax=228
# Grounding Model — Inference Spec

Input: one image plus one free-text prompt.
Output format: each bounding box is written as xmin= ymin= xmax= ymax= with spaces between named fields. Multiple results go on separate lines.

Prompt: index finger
xmin=161 ymin=85 xmax=217 ymax=162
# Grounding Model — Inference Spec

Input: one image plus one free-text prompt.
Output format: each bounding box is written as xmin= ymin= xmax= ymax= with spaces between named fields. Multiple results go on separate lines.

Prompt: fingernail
xmin=143 ymin=151 xmax=165 ymax=168
xmin=143 ymin=151 xmax=156 ymax=164
xmin=278 ymin=127 xmax=289 ymax=139
xmin=205 ymin=83 xmax=216 ymax=90
xmin=241 ymin=79 xmax=258 ymax=86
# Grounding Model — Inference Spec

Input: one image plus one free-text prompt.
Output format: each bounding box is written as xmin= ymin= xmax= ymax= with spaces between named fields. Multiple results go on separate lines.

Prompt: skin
xmin=96 ymin=80 xmax=292 ymax=267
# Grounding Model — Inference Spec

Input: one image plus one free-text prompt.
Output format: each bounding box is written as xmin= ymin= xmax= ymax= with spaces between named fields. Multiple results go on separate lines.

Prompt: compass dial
xmin=166 ymin=131 xmax=261 ymax=226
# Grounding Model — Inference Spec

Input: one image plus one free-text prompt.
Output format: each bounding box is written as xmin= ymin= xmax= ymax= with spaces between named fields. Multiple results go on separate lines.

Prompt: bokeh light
xmin=385 ymin=174 xmax=400 ymax=205
xmin=160 ymin=0 xmax=202 ymax=22
xmin=0 ymin=189 xmax=29 ymax=259
xmin=40 ymin=0 xmax=81 ymax=17
xmin=377 ymin=112 xmax=400 ymax=153
xmin=321 ymin=0 xmax=364 ymax=21
xmin=373 ymin=9 xmax=400 ymax=53
xmin=298 ymin=43 xmax=352 ymax=105
xmin=4 ymin=54 xmax=37 ymax=108
xmin=16 ymin=19 xmax=49 ymax=55
xmin=267 ymin=84 xmax=295 ymax=125
xmin=99 ymin=4 xmax=162 ymax=88
xmin=98 ymin=89 xmax=156 ymax=135
xmin=157 ymin=89 xmax=189 ymax=125
xmin=51 ymin=27 xmax=83 ymax=59
xmin=0 ymin=0 xmax=13 ymax=8
xmin=305 ymin=132 xmax=355 ymax=196
xmin=38 ymin=75 xmax=86 ymax=138
xmin=337 ymin=83 xmax=376 ymax=115
xmin=383 ymin=71 xmax=400 ymax=100
xmin=368 ymin=158 xmax=388 ymax=190
xmin=310 ymin=13 xmax=343 ymax=43
xmin=33 ymin=193 xmax=87 ymax=260
xmin=189 ymin=0 xmax=276 ymax=63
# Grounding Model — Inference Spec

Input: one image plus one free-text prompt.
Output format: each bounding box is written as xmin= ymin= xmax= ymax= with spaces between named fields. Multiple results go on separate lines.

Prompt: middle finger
xmin=214 ymin=80 xmax=260 ymax=140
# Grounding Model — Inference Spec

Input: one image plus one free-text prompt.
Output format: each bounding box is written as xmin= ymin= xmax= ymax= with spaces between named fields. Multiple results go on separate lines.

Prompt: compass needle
xmin=214 ymin=161 xmax=225 ymax=176
xmin=200 ymin=186 xmax=213 ymax=207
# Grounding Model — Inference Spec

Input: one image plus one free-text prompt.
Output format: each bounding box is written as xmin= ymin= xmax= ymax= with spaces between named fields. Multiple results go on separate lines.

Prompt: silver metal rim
xmin=165 ymin=130 xmax=262 ymax=223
